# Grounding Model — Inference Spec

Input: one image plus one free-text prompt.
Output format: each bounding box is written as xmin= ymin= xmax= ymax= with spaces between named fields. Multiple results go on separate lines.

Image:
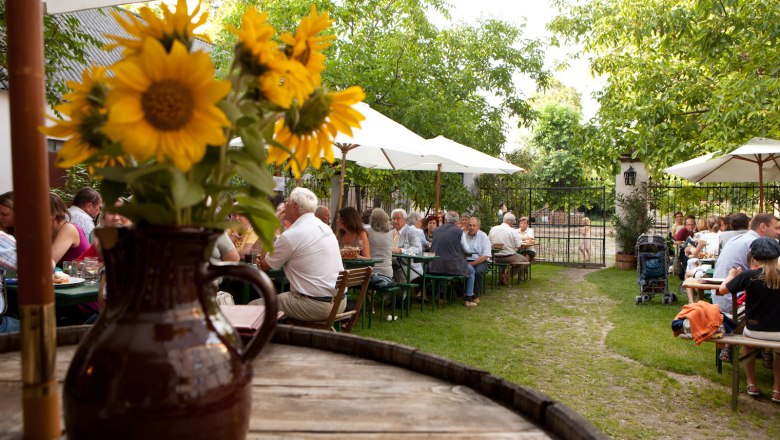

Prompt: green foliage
xmin=208 ymin=0 xmax=550 ymax=211
xmin=0 ymin=2 xmax=102 ymax=107
xmin=613 ymin=185 xmax=655 ymax=253
xmin=549 ymin=0 xmax=780 ymax=175
xmin=50 ymin=165 xmax=101 ymax=205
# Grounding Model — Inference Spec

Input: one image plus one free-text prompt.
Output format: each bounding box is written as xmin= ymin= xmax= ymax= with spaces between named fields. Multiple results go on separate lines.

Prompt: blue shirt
xmin=464 ymin=230 xmax=491 ymax=262
xmin=713 ymin=230 xmax=760 ymax=314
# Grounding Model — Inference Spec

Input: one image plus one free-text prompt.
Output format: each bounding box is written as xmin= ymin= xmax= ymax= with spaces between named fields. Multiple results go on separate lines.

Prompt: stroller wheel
xmin=642 ymin=294 xmax=651 ymax=304
xmin=661 ymin=296 xmax=669 ymax=305
xmin=635 ymin=295 xmax=642 ymax=304
xmin=671 ymin=293 xmax=678 ymax=303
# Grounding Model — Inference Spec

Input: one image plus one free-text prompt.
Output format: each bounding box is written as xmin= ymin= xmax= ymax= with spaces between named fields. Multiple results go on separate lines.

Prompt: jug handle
xmin=203 ymin=263 xmax=279 ymax=363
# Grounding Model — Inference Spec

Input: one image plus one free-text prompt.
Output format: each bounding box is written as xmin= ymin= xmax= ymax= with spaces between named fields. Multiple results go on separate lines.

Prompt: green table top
xmin=342 ymin=258 xmax=383 ymax=268
xmin=5 ymin=282 xmax=99 ymax=307
xmin=391 ymin=253 xmax=439 ymax=262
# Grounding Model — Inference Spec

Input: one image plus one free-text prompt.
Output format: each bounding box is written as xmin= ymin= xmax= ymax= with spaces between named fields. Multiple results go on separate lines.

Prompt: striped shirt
xmin=0 ymin=231 xmax=17 ymax=271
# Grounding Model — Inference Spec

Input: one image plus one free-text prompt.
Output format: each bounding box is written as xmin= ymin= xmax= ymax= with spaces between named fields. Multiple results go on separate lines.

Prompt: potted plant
xmin=612 ymin=185 xmax=655 ymax=269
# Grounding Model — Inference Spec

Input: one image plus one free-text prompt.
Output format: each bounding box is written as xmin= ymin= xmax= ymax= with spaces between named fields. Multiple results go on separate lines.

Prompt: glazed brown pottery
xmin=63 ymin=227 xmax=277 ymax=439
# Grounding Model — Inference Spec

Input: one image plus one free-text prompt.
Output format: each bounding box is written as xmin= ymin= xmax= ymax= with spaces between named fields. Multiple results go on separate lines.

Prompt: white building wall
xmin=0 ymin=91 xmax=12 ymax=193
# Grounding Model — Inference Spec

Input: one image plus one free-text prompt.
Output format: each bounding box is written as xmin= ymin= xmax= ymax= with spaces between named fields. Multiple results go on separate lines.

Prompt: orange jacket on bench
xmin=674 ymin=301 xmax=723 ymax=345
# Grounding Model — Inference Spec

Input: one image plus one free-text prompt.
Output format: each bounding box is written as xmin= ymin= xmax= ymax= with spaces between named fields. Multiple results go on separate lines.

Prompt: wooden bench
xmin=680 ymin=333 xmax=780 ymax=410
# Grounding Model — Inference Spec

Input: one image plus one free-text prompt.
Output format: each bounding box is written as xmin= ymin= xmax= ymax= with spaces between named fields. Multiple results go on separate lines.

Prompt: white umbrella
xmin=328 ymin=102 xmax=439 ymax=211
xmin=361 ymin=135 xmax=522 ymax=214
xmin=663 ymin=137 xmax=780 ymax=211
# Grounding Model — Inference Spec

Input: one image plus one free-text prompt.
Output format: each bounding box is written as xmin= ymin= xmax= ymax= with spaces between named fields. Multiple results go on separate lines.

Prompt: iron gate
xmin=476 ymin=185 xmax=609 ymax=267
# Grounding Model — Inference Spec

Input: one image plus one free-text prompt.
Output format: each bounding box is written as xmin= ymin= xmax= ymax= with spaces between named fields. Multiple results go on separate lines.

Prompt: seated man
xmin=464 ymin=216 xmax=490 ymax=305
xmin=390 ymin=208 xmax=422 ymax=283
xmin=428 ymin=211 xmax=474 ymax=306
xmin=488 ymin=212 xmax=528 ymax=284
xmin=256 ymin=188 xmax=344 ymax=321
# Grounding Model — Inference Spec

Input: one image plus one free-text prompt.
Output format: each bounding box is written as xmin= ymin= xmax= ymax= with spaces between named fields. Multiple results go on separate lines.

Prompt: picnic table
xmin=0 ymin=325 xmax=606 ymax=439
xmin=681 ymin=277 xmax=721 ymax=303
xmin=342 ymin=257 xmax=383 ymax=269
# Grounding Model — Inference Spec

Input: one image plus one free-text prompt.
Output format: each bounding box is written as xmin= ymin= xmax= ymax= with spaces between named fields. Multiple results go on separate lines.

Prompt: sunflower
xmin=280 ymin=5 xmax=335 ymax=85
xmin=231 ymin=7 xmax=315 ymax=108
xmin=103 ymin=38 xmax=230 ymax=172
xmin=45 ymin=103 xmax=106 ymax=168
xmin=63 ymin=65 xmax=108 ymax=113
xmin=270 ymin=86 xmax=365 ymax=177
xmin=106 ymin=0 xmax=209 ymax=55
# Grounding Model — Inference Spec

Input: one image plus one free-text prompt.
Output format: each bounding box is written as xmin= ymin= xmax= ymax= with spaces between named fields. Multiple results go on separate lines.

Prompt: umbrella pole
xmin=7 ymin=0 xmax=60 ymax=438
xmin=435 ymin=163 xmax=441 ymax=216
xmin=759 ymin=161 xmax=765 ymax=212
xmin=338 ymin=148 xmax=347 ymax=213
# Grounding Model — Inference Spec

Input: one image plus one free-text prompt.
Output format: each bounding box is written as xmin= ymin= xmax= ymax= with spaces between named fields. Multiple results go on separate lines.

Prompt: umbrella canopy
xmin=360 ymin=135 xmax=522 ymax=214
xmin=328 ymin=102 xmax=438 ymax=212
xmin=663 ymin=137 xmax=780 ymax=211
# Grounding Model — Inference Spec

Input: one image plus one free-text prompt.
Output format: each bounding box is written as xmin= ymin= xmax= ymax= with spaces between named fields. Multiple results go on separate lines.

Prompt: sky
xmin=433 ymin=0 xmax=603 ymax=152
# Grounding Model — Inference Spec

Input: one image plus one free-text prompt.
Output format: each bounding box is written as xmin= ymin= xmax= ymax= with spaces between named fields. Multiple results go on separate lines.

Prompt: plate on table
xmin=700 ymin=278 xmax=725 ymax=285
xmin=54 ymin=277 xmax=86 ymax=288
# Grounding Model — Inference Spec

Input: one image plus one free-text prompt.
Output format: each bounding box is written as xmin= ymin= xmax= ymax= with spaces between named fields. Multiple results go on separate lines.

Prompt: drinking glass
xmin=63 ymin=261 xmax=78 ymax=277
xmin=83 ymin=258 xmax=100 ymax=285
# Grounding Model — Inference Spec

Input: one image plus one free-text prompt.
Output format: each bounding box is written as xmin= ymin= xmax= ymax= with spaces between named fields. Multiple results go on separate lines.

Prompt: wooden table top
xmin=0 ymin=325 xmax=607 ymax=439
xmin=0 ymin=342 xmax=550 ymax=439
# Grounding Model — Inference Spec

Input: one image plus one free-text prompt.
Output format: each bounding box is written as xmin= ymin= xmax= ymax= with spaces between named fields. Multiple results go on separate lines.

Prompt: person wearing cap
xmin=720 ymin=236 xmax=780 ymax=403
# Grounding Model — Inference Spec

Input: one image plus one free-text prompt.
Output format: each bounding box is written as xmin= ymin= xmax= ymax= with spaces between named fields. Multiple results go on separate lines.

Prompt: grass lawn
xmin=353 ymin=265 xmax=780 ymax=439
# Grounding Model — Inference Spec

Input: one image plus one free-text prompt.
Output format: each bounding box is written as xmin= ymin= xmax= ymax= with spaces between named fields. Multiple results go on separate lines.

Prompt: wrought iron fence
xmin=647 ymin=177 xmax=780 ymax=236
xmin=475 ymin=185 xmax=610 ymax=266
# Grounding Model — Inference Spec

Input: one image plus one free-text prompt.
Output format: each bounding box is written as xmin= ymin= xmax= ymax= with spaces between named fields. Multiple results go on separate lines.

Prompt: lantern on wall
xmin=623 ymin=165 xmax=636 ymax=186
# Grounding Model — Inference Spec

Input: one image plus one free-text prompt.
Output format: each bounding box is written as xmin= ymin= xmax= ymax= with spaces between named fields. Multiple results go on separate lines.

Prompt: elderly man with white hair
xmin=488 ymin=212 xmax=528 ymax=284
xmin=256 ymin=187 xmax=344 ymax=321
xmin=390 ymin=208 xmax=423 ymax=283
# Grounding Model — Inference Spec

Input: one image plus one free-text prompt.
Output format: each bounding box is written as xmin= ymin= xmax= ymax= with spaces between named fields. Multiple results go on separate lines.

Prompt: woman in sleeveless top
xmin=50 ymin=192 xmax=90 ymax=268
xmin=336 ymin=207 xmax=370 ymax=258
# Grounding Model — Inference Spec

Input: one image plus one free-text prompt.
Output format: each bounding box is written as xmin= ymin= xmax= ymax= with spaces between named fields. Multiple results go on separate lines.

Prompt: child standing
xmin=720 ymin=237 xmax=780 ymax=402
xmin=578 ymin=217 xmax=591 ymax=262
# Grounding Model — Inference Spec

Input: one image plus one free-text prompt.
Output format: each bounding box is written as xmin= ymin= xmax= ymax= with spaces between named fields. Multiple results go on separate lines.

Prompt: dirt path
xmin=553 ymin=266 xmax=777 ymax=439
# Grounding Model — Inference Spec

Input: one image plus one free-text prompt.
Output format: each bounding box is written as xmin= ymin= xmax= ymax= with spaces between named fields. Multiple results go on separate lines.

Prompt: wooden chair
xmin=286 ymin=267 xmax=373 ymax=333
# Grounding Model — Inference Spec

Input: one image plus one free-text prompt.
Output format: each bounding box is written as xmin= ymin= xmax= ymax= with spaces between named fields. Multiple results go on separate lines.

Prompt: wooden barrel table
xmin=0 ymin=325 xmax=606 ymax=439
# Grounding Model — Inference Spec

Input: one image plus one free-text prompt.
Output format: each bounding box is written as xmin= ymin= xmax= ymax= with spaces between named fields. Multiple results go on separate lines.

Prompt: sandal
xmin=746 ymin=384 xmax=760 ymax=397
xmin=772 ymin=390 xmax=780 ymax=404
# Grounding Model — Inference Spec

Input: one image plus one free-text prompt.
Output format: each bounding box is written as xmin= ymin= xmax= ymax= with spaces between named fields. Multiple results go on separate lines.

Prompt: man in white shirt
xmin=488 ymin=212 xmax=528 ymax=284
xmin=465 ymin=217 xmax=491 ymax=303
xmin=257 ymin=187 xmax=343 ymax=321
xmin=68 ymin=187 xmax=102 ymax=239
xmin=390 ymin=208 xmax=422 ymax=283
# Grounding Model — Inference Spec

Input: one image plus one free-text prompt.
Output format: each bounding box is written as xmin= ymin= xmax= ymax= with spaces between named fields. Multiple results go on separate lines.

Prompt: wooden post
xmin=7 ymin=0 xmax=60 ymax=438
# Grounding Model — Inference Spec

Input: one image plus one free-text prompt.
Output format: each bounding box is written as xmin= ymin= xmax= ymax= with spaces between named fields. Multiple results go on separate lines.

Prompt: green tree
xmin=549 ymin=0 xmax=780 ymax=174
xmin=0 ymin=1 xmax=101 ymax=106
xmin=208 ymin=0 xmax=550 ymax=211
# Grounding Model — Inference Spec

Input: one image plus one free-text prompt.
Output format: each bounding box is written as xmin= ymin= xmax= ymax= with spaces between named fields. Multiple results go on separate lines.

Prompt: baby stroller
xmin=635 ymin=234 xmax=676 ymax=305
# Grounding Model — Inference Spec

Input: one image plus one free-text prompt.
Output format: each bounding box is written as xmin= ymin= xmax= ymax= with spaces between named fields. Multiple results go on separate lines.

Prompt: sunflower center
xmin=288 ymin=90 xmax=330 ymax=135
xmin=141 ymin=80 xmax=193 ymax=131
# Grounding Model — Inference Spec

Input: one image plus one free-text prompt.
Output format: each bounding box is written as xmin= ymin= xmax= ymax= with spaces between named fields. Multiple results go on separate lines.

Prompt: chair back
xmin=287 ymin=266 xmax=373 ymax=332
xmin=326 ymin=266 xmax=373 ymax=332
